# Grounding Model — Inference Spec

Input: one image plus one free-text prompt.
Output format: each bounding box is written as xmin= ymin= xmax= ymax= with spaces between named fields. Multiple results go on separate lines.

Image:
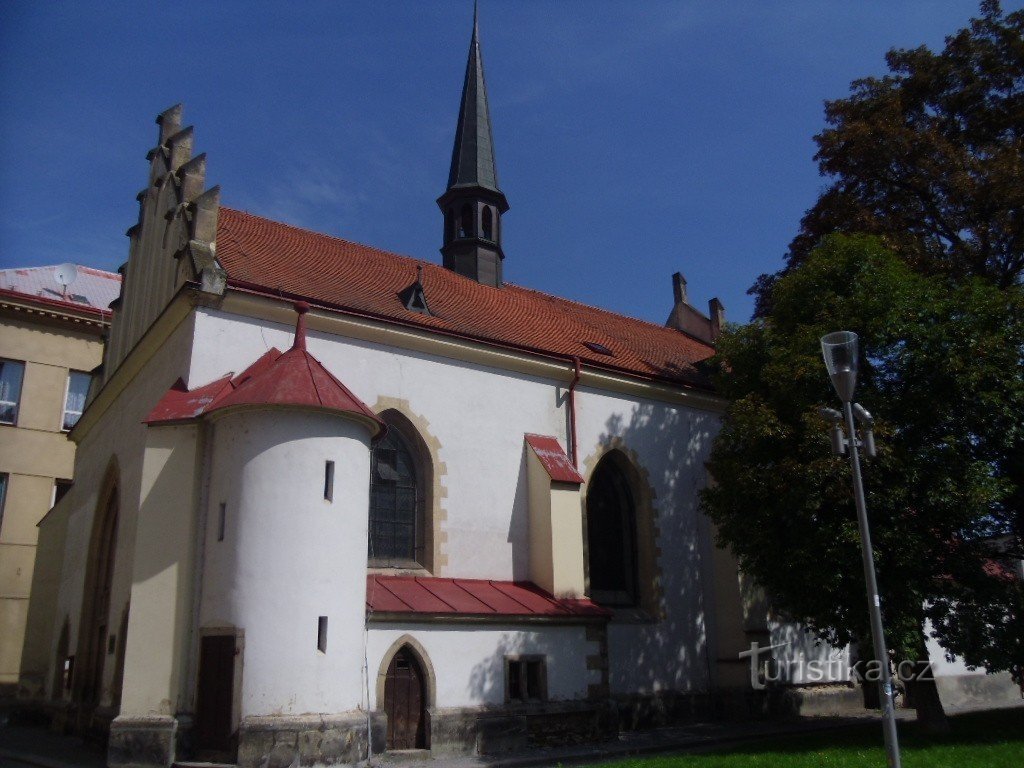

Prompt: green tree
xmin=753 ymin=1 xmax=1024 ymax=314
xmin=702 ymin=235 xmax=1024 ymax=731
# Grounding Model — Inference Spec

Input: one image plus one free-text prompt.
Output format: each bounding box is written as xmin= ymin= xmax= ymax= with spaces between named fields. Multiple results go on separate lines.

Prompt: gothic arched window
xmin=586 ymin=453 xmax=638 ymax=606
xmin=369 ymin=424 xmax=423 ymax=567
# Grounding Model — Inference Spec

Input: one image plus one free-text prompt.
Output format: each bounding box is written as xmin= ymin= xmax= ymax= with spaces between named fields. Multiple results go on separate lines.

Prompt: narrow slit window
xmin=217 ymin=502 xmax=226 ymax=542
xmin=324 ymin=460 xmax=335 ymax=501
xmin=317 ymin=616 xmax=328 ymax=653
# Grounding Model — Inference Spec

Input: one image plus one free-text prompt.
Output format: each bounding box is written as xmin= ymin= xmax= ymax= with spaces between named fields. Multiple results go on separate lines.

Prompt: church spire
xmin=438 ymin=3 xmax=509 ymax=288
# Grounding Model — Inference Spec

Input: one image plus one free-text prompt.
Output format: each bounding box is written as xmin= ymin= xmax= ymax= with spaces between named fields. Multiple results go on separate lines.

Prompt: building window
xmin=586 ymin=453 xmax=638 ymax=606
xmin=53 ymin=479 xmax=73 ymax=507
xmin=506 ymin=657 xmax=546 ymax=703
xmin=317 ymin=616 xmax=328 ymax=653
xmin=369 ymin=429 xmax=419 ymax=566
xmin=63 ymin=371 xmax=91 ymax=430
xmin=0 ymin=360 xmax=25 ymax=425
xmin=0 ymin=473 xmax=7 ymax=534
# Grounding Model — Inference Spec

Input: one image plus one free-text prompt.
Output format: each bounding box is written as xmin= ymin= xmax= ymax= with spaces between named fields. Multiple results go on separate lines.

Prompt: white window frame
xmin=62 ymin=370 xmax=91 ymax=432
xmin=0 ymin=359 xmax=25 ymax=426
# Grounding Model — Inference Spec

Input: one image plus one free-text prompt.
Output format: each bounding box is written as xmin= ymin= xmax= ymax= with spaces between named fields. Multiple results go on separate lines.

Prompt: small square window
xmin=0 ymin=359 xmax=25 ymax=425
xmin=506 ymin=656 xmax=546 ymax=703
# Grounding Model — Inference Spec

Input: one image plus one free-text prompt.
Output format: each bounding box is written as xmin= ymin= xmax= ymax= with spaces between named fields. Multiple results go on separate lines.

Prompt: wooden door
xmin=384 ymin=648 xmax=427 ymax=749
xmin=195 ymin=634 xmax=236 ymax=758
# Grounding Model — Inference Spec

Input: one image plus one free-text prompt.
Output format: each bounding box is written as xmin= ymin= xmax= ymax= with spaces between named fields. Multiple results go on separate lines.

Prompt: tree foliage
xmin=754 ymin=1 xmax=1024 ymax=315
xmin=702 ymin=236 xmax=1024 ymax=687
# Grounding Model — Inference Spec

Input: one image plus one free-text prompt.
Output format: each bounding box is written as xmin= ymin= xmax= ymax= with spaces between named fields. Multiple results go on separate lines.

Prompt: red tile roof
xmin=366 ymin=575 xmax=610 ymax=620
xmin=216 ymin=208 xmax=715 ymax=388
xmin=525 ymin=434 xmax=585 ymax=484
xmin=146 ymin=303 xmax=384 ymax=436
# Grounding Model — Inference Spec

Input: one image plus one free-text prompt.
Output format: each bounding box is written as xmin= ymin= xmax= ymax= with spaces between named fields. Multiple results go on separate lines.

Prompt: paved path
xmin=0 ymin=715 xmax=871 ymax=768
xmin=0 ymin=722 xmax=105 ymax=768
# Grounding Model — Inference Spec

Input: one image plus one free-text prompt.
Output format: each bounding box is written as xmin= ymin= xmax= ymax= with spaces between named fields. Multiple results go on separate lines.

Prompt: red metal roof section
xmin=144 ymin=375 xmax=234 ymax=424
xmin=366 ymin=575 xmax=611 ymax=619
xmin=524 ymin=434 xmax=585 ymax=484
xmin=216 ymin=208 xmax=715 ymax=388
xmin=146 ymin=304 xmax=384 ymax=436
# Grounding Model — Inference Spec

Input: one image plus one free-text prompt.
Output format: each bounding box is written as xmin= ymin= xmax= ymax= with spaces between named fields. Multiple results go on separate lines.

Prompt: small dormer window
xmin=582 ymin=341 xmax=614 ymax=357
xmin=398 ymin=266 xmax=432 ymax=316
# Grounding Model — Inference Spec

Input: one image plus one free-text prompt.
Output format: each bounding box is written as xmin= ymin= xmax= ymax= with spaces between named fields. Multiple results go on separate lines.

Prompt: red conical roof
xmin=146 ymin=302 xmax=385 ymax=438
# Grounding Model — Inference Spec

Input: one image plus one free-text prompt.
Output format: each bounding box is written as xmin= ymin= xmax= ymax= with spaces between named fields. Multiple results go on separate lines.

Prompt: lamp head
xmin=820 ymin=331 xmax=858 ymax=403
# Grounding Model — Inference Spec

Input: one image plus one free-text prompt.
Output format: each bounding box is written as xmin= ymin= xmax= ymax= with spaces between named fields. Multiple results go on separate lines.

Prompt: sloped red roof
xmin=216 ymin=208 xmax=715 ymax=388
xmin=146 ymin=303 xmax=384 ymax=436
xmin=0 ymin=264 xmax=121 ymax=316
xmin=525 ymin=434 xmax=584 ymax=484
xmin=366 ymin=575 xmax=610 ymax=620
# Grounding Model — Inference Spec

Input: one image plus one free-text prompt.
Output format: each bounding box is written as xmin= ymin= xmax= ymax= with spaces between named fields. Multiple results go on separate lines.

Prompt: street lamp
xmin=820 ymin=331 xmax=902 ymax=768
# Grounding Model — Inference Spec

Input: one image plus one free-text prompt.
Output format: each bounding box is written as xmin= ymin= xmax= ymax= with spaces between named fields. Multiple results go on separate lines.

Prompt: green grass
xmin=586 ymin=708 xmax=1024 ymax=768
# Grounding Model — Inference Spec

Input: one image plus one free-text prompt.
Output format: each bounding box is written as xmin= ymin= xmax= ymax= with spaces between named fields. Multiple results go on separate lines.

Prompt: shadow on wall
xmin=466 ymin=629 xmax=592 ymax=706
xmin=593 ymin=403 xmax=719 ymax=700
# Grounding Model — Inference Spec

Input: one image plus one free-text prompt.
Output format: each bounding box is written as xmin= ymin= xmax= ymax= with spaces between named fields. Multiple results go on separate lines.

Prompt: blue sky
xmin=0 ymin=1 xmax=1005 ymax=324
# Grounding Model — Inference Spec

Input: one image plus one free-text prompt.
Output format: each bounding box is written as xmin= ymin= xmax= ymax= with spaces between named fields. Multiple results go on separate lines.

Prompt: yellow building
xmin=0 ymin=264 xmax=120 ymax=695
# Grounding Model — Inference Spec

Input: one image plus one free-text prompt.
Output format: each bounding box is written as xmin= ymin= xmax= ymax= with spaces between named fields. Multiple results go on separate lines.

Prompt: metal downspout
xmin=568 ymin=356 xmax=581 ymax=467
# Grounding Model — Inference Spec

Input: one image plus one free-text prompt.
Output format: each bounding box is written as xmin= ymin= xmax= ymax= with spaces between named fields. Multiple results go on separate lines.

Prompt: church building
xmin=18 ymin=12 xmax=825 ymax=768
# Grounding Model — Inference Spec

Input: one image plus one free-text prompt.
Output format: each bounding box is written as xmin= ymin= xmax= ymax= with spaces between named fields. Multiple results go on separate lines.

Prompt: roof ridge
xmin=221 ymin=206 xmax=420 ymax=264
xmin=220 ymin=207 xmax=712 ymax=349
xmin=508 ymin=282 xmax=714 ymax=346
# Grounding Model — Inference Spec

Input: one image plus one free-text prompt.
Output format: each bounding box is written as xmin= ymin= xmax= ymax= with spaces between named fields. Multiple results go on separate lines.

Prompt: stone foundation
xmin=614 ymin=691 xmax=715 ymax=730
xmin=237 ymin=712 xmax=385 ymax=768
xmin=108 ymin=715 xmax=176 ymax=768
xmin=429 ymin=701 xmax=618 ymax=756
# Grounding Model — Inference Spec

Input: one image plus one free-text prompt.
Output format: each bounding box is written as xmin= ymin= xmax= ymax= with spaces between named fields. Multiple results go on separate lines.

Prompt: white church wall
xmin=200 ymin=409 xmax=373 ymax=717
xmin=50 ymin=313 xmax=197 ymax=707
xmin=924 ymin=618 xmax=1021 ymax=708
xmin=366 ymin=623 xmax=598 ymax=709
xmin=574 ymin=387 xmax=720 ymax=696
xmin=189 ymin=307 xmax=723 ymax=699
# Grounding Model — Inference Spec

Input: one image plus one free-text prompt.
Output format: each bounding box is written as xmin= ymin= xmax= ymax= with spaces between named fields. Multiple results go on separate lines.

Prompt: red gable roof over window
xmin=366 ymin=575 xmax=610 ymax=621
xmin=525 ymin=434 xmax=585 ymax=484
xmin=215 ymin=208 xmax=715 ymax=389
xmin=145 ymin=303 xmax=384 ymax=436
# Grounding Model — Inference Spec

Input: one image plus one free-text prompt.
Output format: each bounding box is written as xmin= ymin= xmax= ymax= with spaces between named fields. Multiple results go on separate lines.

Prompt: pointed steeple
xmin=447 ymin=3 xmax=503 ymax=195
xmin=438 ymin=3 xmax=509 ymax=288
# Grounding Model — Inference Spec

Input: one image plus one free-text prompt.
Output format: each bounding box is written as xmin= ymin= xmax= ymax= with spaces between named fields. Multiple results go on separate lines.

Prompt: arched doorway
xmin=384 ymin=647 xmax=428 ymax=750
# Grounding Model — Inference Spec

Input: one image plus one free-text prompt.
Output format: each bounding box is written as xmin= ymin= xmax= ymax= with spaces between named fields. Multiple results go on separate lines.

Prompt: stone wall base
xmin=108 ymin=715 xmax=176 ymax=768
xmin=614 ymin=691 xmax=715 ymax=730
xmin=429 ymin=701 xmax=618 ymax=756
xmin=936 ymin=672 xmax=1023 ymax=710
xmin=237 ymin=712 xmax=385 ymax=768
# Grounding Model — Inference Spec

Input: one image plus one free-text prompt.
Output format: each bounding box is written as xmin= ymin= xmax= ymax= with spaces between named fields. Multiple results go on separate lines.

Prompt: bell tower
xmin=438 ymin=4 xmax=509 ymax=287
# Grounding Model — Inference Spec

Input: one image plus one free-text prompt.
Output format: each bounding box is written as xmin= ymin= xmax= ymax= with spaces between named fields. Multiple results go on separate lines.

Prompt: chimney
xmin=672 ymin=272 xmax=687 ymax=306
xmin=666 ymin=271 xmax=722 ymax=344
xmin=709 ymin=298 xmax=725 ymax=341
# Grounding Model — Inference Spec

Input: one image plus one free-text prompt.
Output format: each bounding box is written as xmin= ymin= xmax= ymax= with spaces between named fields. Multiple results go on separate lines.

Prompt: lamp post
xmin=820 ymin=331 xmax=902 ymax=768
